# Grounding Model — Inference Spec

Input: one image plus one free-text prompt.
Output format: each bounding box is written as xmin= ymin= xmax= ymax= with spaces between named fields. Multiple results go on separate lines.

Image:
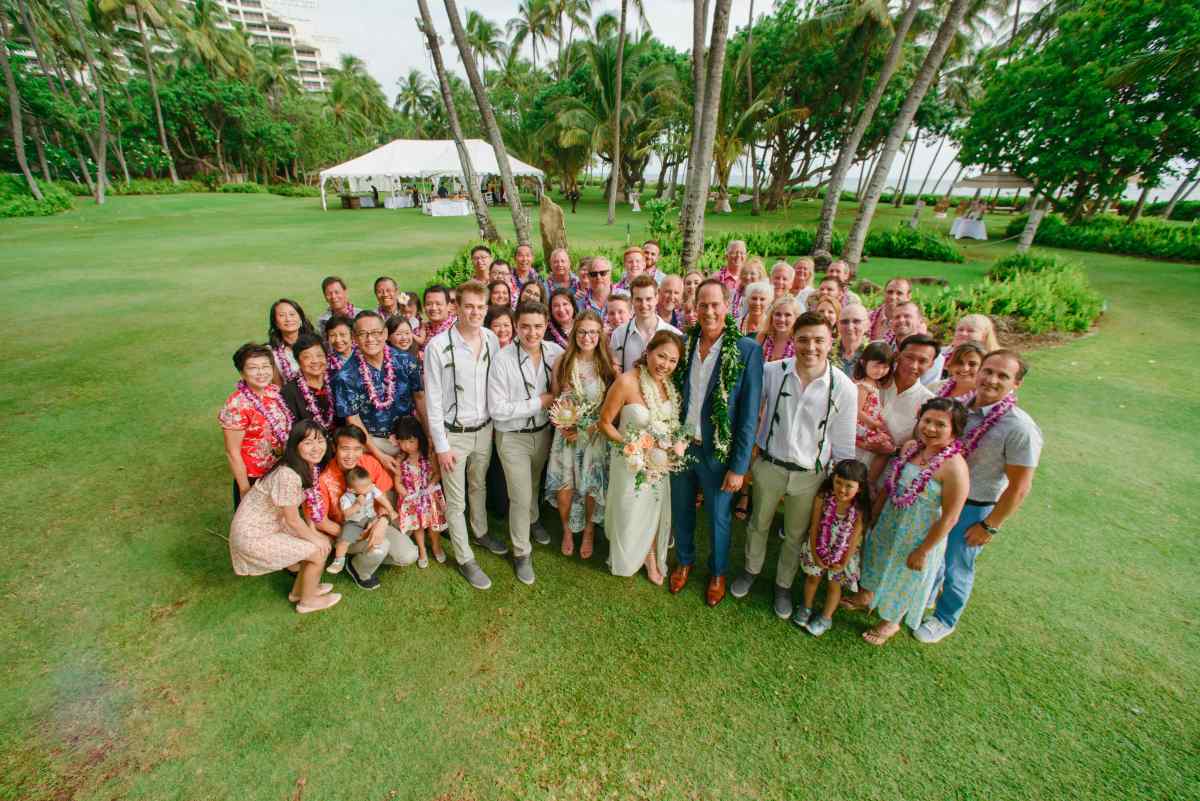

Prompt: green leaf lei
xmin=675 ymin=314 xmax=746 ymax=464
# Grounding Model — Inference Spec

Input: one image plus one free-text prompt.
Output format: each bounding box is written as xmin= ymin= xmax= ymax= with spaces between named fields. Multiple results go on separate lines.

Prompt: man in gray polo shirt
xmin=915 ymin=349 xmax=1043 ymax=644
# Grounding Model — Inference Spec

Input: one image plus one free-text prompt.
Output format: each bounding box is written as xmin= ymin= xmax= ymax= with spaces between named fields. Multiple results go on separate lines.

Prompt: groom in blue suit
xmin=670 ymin=279 xmax=764 ymax=606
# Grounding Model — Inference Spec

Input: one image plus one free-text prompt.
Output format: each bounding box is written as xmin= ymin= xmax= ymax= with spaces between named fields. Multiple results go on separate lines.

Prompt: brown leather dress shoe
xmin=706 ymin=575 xmax=727 ymax=607
xmin=669 ymin=564 xmax=692 ymax=594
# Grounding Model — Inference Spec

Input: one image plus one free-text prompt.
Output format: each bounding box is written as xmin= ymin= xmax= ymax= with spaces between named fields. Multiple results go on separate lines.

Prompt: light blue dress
xmin=544 ymin=364 xmax=608 ymax=532
xmin=861 ymin=463 xmax=946 ymax=630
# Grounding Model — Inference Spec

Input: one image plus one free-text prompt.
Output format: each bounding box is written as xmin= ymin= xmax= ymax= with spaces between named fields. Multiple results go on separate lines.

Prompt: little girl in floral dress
xmin=795 ymin=459 xmax=871 ymax=636
xmin=389 ymin=415 xmax=448 ymax=568
xmin=852 ymin=341 xmax=896 ymax=463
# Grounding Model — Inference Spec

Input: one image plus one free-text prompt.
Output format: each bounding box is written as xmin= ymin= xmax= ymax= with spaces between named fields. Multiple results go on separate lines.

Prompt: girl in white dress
xmin=597 ymin=330 xmax=685 ymax=584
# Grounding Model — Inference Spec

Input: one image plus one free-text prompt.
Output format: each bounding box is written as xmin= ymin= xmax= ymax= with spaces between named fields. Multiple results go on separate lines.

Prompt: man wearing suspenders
xmin=488 ymin=302 xmax=563 ymax=585
xmin=424 ymin=280 xmax=505 ymax=590
xmin=609 ymin=274 xmax=681 ymax=374
xmin=731 ymin=311 xmax=858 ymax=620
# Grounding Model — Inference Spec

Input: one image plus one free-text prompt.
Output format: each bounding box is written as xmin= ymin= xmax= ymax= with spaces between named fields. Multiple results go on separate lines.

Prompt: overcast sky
xmin=301 ymin=0 xmax=1182 ymax=199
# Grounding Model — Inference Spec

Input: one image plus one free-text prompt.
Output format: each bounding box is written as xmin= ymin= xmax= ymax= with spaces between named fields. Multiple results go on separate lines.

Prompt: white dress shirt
xmin=488 ymin=341 xmax=564 ymax=432
xmin=878 ymin=378 xmax=935 ymax=447
xmin=685 ymin=338 xmax=720 ymax=436
xmin=610 ymin=316 xmax=682 ymax=373
xmin=755 ymin=360 xmax=858 ymax=470
xmin=920 ymin=351 xmax=946 ymax=386
xmin=424 ymin=325 xmax=500 ymax=453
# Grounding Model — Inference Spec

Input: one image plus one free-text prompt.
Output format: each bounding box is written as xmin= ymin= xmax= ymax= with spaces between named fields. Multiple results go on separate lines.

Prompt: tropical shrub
xmin=644 ymin=198 xmax=679 ymax=243
xmin=1005 ymin=213 xmax=1200 ymax=261
xmin=863 ymin=225 xmax=964 ymax=263
xmin=0 ymin=175 xmax=73 ymax=218
xmin=59 ymin=178 xmax=208 ymax=196
xmin=268 ymin=183 xmax=321 ymax=198
xmin=987 ymin=251 xmax=1072 ymax=282
xmin=219 ymin=182 xmax=267 ymax=193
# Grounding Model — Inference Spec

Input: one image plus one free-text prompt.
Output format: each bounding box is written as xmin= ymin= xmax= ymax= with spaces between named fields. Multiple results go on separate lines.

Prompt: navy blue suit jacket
xmin=678 ymin=334 xmax=764 ymax=476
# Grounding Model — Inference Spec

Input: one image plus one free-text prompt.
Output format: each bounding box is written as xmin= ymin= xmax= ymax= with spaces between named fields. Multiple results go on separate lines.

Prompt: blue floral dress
xmin=544 ymin=362 xmax=608 ymax=532
xmin=861 ymin=463 xmax=946 ymax=630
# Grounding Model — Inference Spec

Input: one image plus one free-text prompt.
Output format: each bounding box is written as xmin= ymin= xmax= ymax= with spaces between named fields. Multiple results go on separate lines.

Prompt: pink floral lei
xmin=272 ymin=344 xmax=299 ymax=383
xmin=763 ymin=333 xmax=795 ymax=362
xmin=815 ymin=493 xmax=857 ymax=565
xmin=884 ymin=439 xmax=961 ymax=509
xmin=868 ymin=304 xmax=896 ymax=347
xmin=237 ymin=380 xmax=293 ymax=449
xmin=296 ymin=377 xmax=334 ymax=430
xmin=423 ymin=316 xmax=455 ymax=341
xmin=958 ymin=392 xmax=1017 ymax=458
xmin=303 ymin=464 xmax=325 ymax=522
xmin=357 ymin=351 xmax=397 ymax=411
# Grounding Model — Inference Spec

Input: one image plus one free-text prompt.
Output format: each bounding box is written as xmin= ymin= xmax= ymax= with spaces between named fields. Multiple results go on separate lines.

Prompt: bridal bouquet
xmin=549 ymin=392 xmax=600 ymax=436
xmin=620 ymin=418 xmax=694 ymax=491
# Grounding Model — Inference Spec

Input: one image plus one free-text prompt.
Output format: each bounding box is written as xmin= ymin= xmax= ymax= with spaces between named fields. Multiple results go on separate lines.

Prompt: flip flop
xmin=295 ymin=592 xmax=342 ymax=614
xmin=862 ymin=623 xmax=899 ymax=647
xmin=289 ymin=583 xmax=333 ymax=603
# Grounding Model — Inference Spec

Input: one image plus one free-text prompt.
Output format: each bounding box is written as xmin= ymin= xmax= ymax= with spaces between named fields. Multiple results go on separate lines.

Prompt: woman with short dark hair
xmin=267 ymin=299 xmax=317 ymax=385
xmin=229 ymin=421 xmax=340 ymax=614
xmin=281 ymin=333 xmax=337 ymax=433
xmin=220 ymin=343 xmax=294 ymax=507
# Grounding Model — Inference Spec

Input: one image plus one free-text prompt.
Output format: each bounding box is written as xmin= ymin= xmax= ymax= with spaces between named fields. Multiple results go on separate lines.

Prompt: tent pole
xmin=320 ymin=177 xmax=327 ymax=211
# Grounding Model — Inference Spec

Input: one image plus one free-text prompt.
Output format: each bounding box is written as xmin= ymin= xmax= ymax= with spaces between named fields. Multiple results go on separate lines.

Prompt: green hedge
xmin=986 ymin=251 xmax=1074 ymax=282
xmin=59 ymin=178 xmax=209 ymax=196
xmin=1005 ymin=213 xmax=1200 ymax=261
xmin=268 ymin=183 xmax=321 ymax=198
xmin=219 ymin=181 xmax=267 ymax=193
xmin=0 ymin=174 xmax=73 ymax=218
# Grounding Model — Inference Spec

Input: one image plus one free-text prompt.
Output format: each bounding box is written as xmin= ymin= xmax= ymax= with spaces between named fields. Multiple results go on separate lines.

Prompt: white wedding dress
xmin=606 ymin=403 xmax=672 ymax=577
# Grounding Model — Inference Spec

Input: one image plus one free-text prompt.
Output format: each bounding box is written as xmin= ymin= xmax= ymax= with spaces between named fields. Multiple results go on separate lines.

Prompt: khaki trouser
xmin=370 ymin=435 xmax=400 ymax=457
xmin=440 ymin=425 xmax=493 ymax=565
xmin=744 ymin=458 xmax=825 ymax=589
xmin=343 ymin=521 xmax=419 ymax=577
xmin=496 ymin=427 xmax=553 ymax=557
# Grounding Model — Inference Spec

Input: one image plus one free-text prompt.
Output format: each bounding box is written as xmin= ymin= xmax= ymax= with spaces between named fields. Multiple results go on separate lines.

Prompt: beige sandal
xmin=296 ymin=592 xmax=342 ymax=614
xmin=862 ymin=622 xmax=900 ymax=647
xmin=289 ymin=583 xmax=333 ymax=604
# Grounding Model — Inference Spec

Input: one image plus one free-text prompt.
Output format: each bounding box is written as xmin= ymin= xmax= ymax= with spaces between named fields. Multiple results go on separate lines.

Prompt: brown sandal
xmin=862 ymin=623 xmax=900 ymax=647
xmin=580 ymin=527 xmax=594 ymax=560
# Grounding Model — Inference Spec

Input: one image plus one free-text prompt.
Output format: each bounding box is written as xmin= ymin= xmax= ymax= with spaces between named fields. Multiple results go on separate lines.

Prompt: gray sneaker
xmin=791 ymin=605 xmax=813 ymax=628
xmin=457 ymin=560 xmax=492 ymax=590
xmin=729 ymin=570 xmax=758 ymax=599
xmin=513 ymin=555 xmax=535 ymax=585
xmin=531 ymin=520 xmax=551 ymax=546
xmin=773 ymin=585 xmax=794 ymax=620
xmin=804 ymin=615 xmax=833 ymax=637
xmin=472 ymin=533 xmax=509 ymax=555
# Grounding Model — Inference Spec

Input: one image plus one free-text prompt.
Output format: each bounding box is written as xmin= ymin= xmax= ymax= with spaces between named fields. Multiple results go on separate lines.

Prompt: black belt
xmin=762 ymin=453 xmax=811 ymax=473
xmin=446 ymin=421 xmax=490 ymax=434
xmin=513 ymin=422 xmax=550 ymax=434
xmin=965 ymin=498 xmax=997 ymax=507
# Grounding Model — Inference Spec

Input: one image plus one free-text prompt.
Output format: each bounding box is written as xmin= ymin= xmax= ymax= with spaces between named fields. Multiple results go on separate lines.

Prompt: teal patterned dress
xmin=861 ymin=462 xmax=946 ymax=630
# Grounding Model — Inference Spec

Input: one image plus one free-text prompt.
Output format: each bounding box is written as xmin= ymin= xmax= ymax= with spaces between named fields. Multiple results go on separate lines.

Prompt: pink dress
xmin=856 ymin=383 xmax=896 ymax=453
xmin=396 ymin=458 xmax=448 ymax=534
xmin=228 ymin=467 xmax=320 ymax=575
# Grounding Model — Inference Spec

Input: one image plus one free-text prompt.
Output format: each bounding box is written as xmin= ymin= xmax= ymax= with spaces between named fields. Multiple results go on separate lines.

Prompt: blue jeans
xmin=932 ymin=502 xmax=992 ymax=629
xmin=670 ymin=447 xmax=734 ymax=577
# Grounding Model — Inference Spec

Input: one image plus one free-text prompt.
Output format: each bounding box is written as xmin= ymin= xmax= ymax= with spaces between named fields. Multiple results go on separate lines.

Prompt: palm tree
xmin=711 ymin=47 xmax=774 ymax=214
xmin=416 ymin=0 xmax=499 ymax=241
xmin=175 ymin=0 xmax=251 ymax=78
xmin=605 ymin=0 xmax=628 ymax=225
xmin=0 ymin=10 xmax=43 ymax=199
xmin=446 ymin=0 xmax=532 ymax=245
xmin=547 ymin=0 xmax=591 ymax=79
xmin=680 ymin=0 xmax=736 ymax=271
xmin=66 ymin=0 xmax=109 ymax=203
xmin=812 ymin=0 xmax=921 ymax=252
xmin=464 ymin=9 xmax=504 ymax=83
xmin=842 ymin=0 xmax=972 ymax=270
xmin=507 ymin=0 xmax=552 ymax=69
xmin=394 ymin=69 xmax=434 ymax=117
xmin=96 ymin=0 xmax=179 ymax=182
xmin=253 ymin=43 xmax=300 ymax=110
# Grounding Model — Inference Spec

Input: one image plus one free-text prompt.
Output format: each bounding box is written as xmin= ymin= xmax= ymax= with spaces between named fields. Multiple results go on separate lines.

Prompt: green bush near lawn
xmin=219 ymin=181 xmax=267 ymax=193
xmin=1006 ymin=213 xmax=1200 ymax=261
xmin=268 ymin=183 xmax=321 ymax=198
xmin=59 ymin=178 xmax=209 ymax=196
xmin=0 ymin=174 xmax=73 ymax=218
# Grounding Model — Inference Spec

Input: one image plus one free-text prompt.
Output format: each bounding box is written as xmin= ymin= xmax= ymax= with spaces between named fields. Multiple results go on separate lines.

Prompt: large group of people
xmin=220 ymin=239 xmax=1042 ymax=648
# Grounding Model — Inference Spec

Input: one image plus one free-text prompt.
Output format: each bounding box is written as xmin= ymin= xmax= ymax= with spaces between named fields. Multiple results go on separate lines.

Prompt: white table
xmin=950 ymin=217 xmax=988 ymax=240
xmin=384 ymin=195 xmax=415 ymax=209
xmin=424 ymin=198 xmax=472 ymax=217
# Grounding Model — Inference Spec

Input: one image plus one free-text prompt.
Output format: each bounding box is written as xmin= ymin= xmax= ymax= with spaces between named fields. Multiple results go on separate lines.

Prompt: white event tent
xmin=318 ymin=138 xmax=545 ymax=211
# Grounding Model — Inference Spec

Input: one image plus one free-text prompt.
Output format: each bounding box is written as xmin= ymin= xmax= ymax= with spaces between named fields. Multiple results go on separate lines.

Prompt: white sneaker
xmin=914 ymin=618 xmax=955 ymax=644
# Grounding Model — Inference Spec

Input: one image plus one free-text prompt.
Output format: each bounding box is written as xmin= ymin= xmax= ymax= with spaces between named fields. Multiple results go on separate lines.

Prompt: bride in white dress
xmin=598 ymin=330 xmax=685 ymax=584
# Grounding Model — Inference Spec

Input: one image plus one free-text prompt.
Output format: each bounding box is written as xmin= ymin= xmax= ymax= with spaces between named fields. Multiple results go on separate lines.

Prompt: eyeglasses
xmin=576 ymin=329 xmax=601 ymax=339
xmin=358 ymin=329 xmax=387 ymax=340
xmin=589 ymin=270 xmax=610 ymax=278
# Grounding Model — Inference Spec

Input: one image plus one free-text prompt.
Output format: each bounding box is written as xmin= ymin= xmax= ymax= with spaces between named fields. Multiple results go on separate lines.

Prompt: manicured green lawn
xmin=0 ymin=192 xmax=1195 ymax=801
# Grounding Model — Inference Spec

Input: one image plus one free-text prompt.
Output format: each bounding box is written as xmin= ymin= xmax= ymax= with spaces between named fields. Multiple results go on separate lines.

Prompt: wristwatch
xmin=979 ymin=520 xmax=1000 ymax=535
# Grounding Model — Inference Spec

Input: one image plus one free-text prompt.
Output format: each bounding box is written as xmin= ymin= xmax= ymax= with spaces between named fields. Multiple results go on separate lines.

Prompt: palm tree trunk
xmin=32 ymin=119 xmax=52 ymax=181
xmin=68 ymin=0 xmax=107 ymax=204
xmin=417 ymin=0 xmax=499 ymax=242
xmin=746 ymin=0 xmax=761 ymax=216
xmin=680 ymin=0 xmax=734 ymax=271
xmin=842 ymin=0 xmax=970 ymax=270
xmin=444 ymin=0 xmax=531 ymax=244
xmin=942 ymin=163 xmax=965 ymax=200
xmin=915 ymin=134 xmax=945 ymax=197
xmin=607 ymin=0 xmax=628 ymax=225
xmin=1126 ymin=184 xmax=1150 ymax=224
xmin=137 ymin=9 xmax=179 ymax=184
xmin=0 ymin=15 xmax=43 ymax=200
xmin=1162 ymin=164 xmax=1199 ymax=220
xmin=933 ymin=155 xmax=957 ymax=197
xmin=685 ymin=0 xmax=710 ymax=201
xmin=813 ymin=0 xmax=920 ymax=252
xmin=893 ymin=125 xmax=918 ymax=207
xmin=113 ymin=136 xmax=132 ymax=184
